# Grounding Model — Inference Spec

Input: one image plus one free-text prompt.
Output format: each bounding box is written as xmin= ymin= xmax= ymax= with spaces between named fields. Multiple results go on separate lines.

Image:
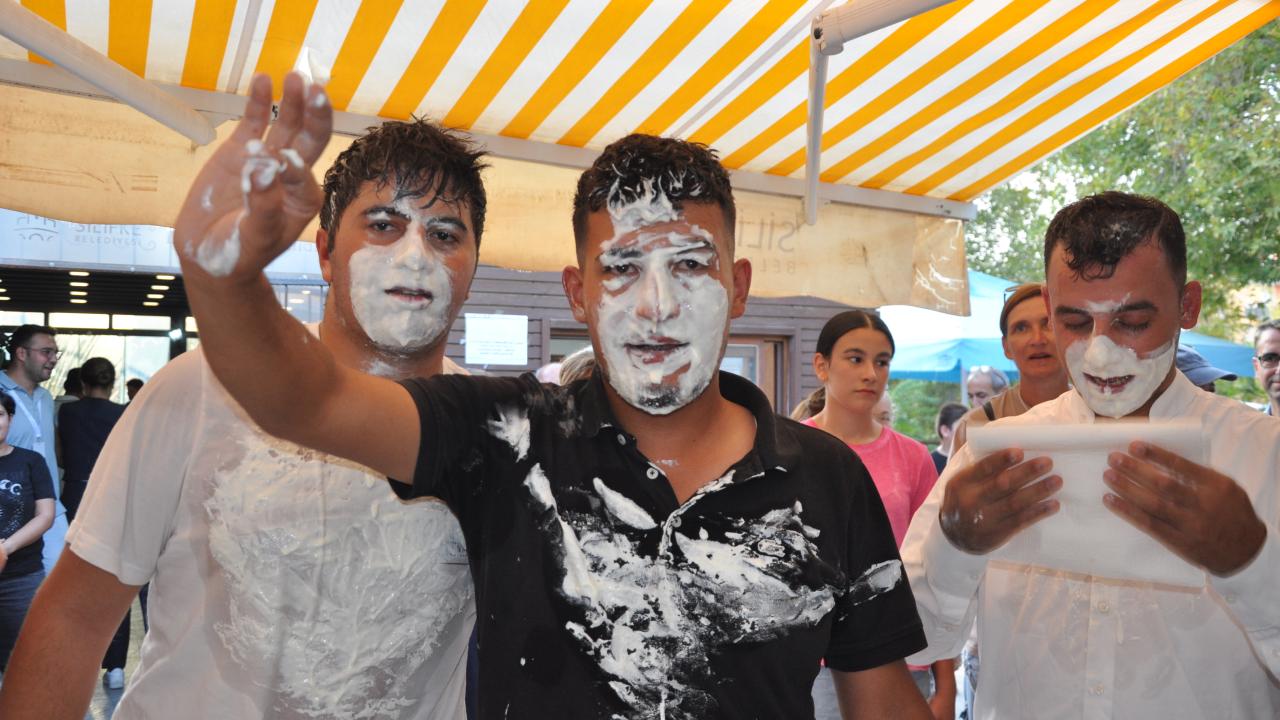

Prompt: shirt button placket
xmin=1083 ymin=582 xmax=1117 ymax=719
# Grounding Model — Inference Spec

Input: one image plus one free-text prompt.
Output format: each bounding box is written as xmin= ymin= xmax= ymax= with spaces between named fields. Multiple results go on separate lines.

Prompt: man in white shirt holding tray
xmin=901 ymin=191 xmax=1280 ymax=719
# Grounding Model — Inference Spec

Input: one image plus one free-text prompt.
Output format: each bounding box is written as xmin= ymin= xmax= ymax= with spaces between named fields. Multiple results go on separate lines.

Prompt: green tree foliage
xmin=887 ymin=379 xmax=958 ymax=446
xmin=967 ymin=20 xmax=1280 ymax=339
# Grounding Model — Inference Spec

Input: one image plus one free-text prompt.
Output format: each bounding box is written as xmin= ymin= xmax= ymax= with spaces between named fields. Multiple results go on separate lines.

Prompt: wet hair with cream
xmin=574 ymin=134 xmax=737 ymax=415
xmin=572 ymin=134 xmax=735 ymax=261
xmin=1044 ymin=191 xmax=1186 ymax=285
xmin=321 ymin=119 xmax=488 ymax=251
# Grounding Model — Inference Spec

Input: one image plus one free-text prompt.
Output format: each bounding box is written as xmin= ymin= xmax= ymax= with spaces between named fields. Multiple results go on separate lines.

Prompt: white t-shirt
xmin=67 ymin=345 xmax=475 ymax=720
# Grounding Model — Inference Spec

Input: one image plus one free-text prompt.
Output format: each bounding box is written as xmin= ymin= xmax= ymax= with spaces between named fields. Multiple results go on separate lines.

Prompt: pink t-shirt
xmin=803 ymin=420 xmax=938 ymax=547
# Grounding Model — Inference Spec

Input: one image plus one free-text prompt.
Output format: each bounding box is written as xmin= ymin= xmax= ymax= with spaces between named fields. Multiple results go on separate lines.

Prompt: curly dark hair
xmin=571 ymin=134 xmax=735 ymax=260
xmin=1043 ymin=191 xmax=1186 ymax=286
xmin=320 ymin=118 xmax=488 ymax=251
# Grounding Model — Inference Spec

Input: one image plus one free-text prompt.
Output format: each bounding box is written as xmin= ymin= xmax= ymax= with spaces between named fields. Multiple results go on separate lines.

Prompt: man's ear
xmin=562 ymin=265 xmax=589 ymax=323
xmin=729 ymin=258 xmax=752 ymax=319
xmin=1002 ymin=335 xmax=1014 ymax=360
xmin=1180 ymin=280 xmax=1203 ymax=329
xmin=316 ymin=228 xmax=334 ymax=284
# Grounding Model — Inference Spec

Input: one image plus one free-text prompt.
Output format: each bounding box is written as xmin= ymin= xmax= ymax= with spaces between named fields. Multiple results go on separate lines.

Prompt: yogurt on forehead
xmin=348 ymin=199 xmax=455 ymax=352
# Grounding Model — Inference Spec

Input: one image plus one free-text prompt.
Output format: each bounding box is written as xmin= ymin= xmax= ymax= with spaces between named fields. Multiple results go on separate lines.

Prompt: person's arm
xmin=0 ymin=550 xmax=140 ymax=719
xmin=927 ymin=658 xmax=956 ymax=720
xmin=832 ymin=661 xmax=930 ymax=719
xmin=1 ymin=498 xmax=54 ymax=559
xmin=173 ymin=71 xmax=417 ymax=481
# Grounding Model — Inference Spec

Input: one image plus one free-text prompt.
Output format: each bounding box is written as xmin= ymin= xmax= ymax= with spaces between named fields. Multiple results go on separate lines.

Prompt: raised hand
xmin=173 ymin=71 xmax=332 ymax=281
xmin=939 ymin=449 xmax=1062 ymax=554
xmin=1104 ymin=441 xmax=1266 ymax=576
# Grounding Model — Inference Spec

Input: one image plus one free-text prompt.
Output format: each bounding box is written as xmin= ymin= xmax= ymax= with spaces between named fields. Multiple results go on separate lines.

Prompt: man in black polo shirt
xmin=171 ymin=72 xmax=929 ymax=719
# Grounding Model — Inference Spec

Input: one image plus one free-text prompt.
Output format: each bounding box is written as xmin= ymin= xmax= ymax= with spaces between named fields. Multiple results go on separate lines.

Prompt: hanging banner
xmin=0 ymin=84 xmax=967 ymax=313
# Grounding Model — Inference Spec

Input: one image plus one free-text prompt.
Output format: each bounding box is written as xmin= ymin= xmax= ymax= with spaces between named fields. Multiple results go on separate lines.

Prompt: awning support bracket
xmin=805 ymin=0 xmax=959 ymax=225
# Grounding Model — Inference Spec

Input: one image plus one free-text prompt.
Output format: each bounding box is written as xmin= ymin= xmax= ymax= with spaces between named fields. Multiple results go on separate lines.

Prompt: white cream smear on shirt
xmin=348 ymin=200 xmax=454 ymax=352
xmin=518 ymin=461 xmax=883 ymax=718
xmin=205 ymin=389 xmax=472 ymax=718
xmin=596 ymin=182 xmax=728 ymax=415
xmin=1065 ymin=334 xmax=1175 ymax=418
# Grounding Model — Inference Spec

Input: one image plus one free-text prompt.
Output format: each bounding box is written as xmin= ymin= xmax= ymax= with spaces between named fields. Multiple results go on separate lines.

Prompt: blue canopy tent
xmin=880 ymin=270 xmax=1256 ymax=383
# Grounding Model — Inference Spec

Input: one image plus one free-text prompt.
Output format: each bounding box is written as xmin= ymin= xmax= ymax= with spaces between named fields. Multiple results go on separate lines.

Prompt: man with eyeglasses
xmin=0 ymin=325 xmax=66 ymax=571
xmin=1254 ymin=319 xmax=1280 ymax=416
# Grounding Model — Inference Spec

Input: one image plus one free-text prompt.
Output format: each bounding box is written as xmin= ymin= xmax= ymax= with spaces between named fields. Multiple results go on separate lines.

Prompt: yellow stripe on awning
xmin=326 ymin=0 xmax=404 ymax=112
xmin=444 ymin=0 xmax=570 ymax=130
xmin=906 ymin=0 xmax=1234 ymax=197
xmin=3 ymin=0 xmax=1275 ymax=209
xmin=688 ymin=41 xmax=806 ymax=148
xmin=949 ymin=0 xmax=1280 ymax=200
xmin=22 ymin=0 xmax=66 ymax=65
xmin=253 ymin=0 xmax=321 ymax=91
xmin=378 ymin=0 xmax=485 ymax=120
xmin=558 ymin=0 xmax=731 ymax=148
xmin=722 ymin=0 xmax=968 ymax=171
xmin=182 ymin=0 xmax=239 ymax=91
xmin=108 ymin=0 xmax=152 ymax=76
xmin=635 ymin=0 xmax=807 ymax=137
xmin=502 ymin=0 xmax=653 ymax=140
xmin=778 ymin=0 xmax=1044 ymax=178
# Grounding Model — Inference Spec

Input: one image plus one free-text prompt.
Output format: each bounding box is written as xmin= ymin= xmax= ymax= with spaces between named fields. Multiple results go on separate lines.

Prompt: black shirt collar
xmin=573 ymin=370 xmax=798 ymax=473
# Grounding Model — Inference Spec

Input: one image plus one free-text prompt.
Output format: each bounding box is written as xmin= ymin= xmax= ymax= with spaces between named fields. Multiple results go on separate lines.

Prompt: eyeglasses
xmin=23 ymin=346 xmax=62 ymax=360
xmin=1258 ymin=353 xmax=1280 ymax=369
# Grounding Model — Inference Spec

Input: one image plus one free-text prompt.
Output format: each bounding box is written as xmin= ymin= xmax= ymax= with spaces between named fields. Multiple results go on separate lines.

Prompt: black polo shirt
xmin=395 ymin=371 xmax=925 ymax=720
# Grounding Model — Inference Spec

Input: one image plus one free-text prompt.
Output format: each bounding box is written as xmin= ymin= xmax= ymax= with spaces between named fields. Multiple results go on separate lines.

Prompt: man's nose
xmin=634 ymin=272 xmax=679 ymax=323
xmin=394 ymin=232 xmax=432 ymax=266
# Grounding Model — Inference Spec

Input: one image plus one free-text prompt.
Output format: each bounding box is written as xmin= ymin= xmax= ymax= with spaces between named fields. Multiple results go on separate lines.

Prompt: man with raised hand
xmin=0 ymin=106 xmax=482 ymax=718
xmin=157 ymin=72 xmax=930 ymax=719
xmin=902 ymin=192 xmax=1280 ymax=718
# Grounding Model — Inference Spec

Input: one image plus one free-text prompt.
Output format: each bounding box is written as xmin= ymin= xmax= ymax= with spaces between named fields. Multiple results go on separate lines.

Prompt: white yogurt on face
xmin=348 ymin=200 xmax=455 ymax=352
xmin=594 ymin=180 xmax=728 ymax=415
xmin=1065 ymin=334 xmax=1175 ymax=417
xmin=596 ymin=230 xmax=728 ymax=415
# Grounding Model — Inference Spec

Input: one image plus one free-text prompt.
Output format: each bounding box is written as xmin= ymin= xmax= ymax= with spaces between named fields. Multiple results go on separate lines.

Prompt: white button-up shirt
xmin=902 ymin=372 xmax=1280 ymax=719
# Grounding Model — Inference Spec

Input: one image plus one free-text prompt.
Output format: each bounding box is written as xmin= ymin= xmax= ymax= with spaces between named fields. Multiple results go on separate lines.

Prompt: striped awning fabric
xmin=1 ymin=0 xmax=1275 ymax=203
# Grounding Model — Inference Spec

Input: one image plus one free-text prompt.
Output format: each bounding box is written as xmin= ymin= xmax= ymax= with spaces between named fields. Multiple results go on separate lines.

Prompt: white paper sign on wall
xmin=464 ymin=313 xmax=529 ymax=366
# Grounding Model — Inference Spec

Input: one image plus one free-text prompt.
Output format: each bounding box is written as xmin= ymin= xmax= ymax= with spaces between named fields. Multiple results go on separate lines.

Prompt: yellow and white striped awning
xmin=1 ymin=0 xmax=1274 ymax=203
xmin=0 ymin=1 xmax=1275 ymax=313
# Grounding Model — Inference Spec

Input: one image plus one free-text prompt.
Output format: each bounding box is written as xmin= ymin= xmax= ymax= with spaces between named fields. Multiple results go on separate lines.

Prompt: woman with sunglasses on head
xmin=805 ymin=310 xmax=955 ymax=720
xmin=0 ymin=391 xmax=56 ymax=675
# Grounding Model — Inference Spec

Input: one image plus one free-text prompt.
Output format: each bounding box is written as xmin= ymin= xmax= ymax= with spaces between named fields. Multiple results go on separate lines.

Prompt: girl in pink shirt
xmin=804 ymin=310 xmax=954 ymax=719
